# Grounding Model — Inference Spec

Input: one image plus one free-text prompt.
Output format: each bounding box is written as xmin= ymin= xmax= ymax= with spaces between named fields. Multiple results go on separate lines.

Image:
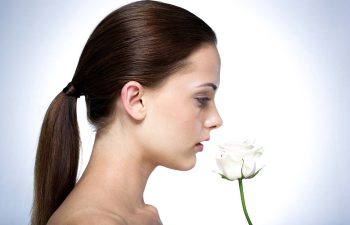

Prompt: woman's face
xmin=141 ymin=44 xmax=223 ymax=170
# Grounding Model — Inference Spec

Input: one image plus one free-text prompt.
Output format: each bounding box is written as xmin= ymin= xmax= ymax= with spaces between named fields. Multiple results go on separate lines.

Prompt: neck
xmin=76 ymin=126 xmax=156 ymax=212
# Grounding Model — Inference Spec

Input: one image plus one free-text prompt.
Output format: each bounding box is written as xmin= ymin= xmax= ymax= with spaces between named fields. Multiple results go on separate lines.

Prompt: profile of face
xmin=133 ymin=44 xmax=223 ymax=170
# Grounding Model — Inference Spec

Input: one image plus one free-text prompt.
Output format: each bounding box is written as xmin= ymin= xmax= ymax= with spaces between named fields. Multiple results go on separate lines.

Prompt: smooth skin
xmin=47 ymin=44 xmax=223 ymax=225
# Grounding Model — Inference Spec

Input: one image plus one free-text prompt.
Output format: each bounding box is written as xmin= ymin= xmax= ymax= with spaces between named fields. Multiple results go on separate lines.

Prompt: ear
xmin=120 ymin=81 xmax=146 ymax=121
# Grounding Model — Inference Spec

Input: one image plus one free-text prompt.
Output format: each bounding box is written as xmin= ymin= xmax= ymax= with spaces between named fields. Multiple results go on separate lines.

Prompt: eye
xmin=195 ymin=96 xmax=211 ymax=108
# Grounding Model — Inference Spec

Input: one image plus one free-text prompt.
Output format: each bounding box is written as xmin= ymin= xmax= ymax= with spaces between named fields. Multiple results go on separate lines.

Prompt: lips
xmin=195 ymin=143 xmax=204 ymax=151
xmin=194 ymin=137 xmax=210 ymax=152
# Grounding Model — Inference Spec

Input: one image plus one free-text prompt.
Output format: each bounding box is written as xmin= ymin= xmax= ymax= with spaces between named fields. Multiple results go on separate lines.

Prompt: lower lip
xmin=195 ymin=143 xmax=204 ymax=152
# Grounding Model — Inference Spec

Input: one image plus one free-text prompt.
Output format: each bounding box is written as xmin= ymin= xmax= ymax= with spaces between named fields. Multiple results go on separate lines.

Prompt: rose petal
xmin=216 ymin=154 xmax=243 ymax=180
xmin=242 ymin=158 xmax=256 ymax=177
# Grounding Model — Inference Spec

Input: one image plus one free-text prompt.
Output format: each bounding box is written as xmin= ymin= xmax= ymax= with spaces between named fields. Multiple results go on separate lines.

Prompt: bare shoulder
xmin=53 ymin=207 xmax=128 ymax=225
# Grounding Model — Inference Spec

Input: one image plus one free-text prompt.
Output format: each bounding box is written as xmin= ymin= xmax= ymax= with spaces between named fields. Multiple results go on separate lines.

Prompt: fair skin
xmin=47 ymin=44 xmax=223 ymax=225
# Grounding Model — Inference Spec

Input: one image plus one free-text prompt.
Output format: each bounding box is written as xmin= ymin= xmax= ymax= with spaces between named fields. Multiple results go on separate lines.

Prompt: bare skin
xmin=48 ymin=130 xmax=163 ymax=225
xmin=47 ymin=44 xmax=222 ymax=225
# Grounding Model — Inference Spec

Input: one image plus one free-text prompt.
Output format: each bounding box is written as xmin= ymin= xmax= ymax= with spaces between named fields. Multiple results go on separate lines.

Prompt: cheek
xmin=165 ymin=101 xmax=202 ymax=138
xmin=141 ymin=99 xmax=202 ymax=169
xmin=177 ymin=111 xmax=202 ymax=137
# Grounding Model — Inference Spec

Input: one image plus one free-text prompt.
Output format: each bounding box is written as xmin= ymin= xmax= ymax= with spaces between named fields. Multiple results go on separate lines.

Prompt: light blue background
xmin=1 ymin=1 xmax=349 ymax=224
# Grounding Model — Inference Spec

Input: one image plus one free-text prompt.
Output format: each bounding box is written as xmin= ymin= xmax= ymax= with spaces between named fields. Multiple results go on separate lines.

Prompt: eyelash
xmin=195 ymin=96 xmax=211 ymax=107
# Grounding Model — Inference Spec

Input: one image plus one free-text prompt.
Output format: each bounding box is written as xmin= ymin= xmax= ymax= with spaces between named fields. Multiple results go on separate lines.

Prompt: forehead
xmin=180 ymin=44 xmax=221 ymax=76
xmin=162 ymin=44 xmax=221 ymax=88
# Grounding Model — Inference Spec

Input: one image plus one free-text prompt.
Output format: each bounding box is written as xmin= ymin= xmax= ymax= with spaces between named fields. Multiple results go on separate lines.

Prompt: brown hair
xmin=31 ymin=1 xmax=216 ymax=224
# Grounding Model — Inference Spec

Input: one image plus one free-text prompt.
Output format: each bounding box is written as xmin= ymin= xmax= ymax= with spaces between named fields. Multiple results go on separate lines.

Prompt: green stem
xmin=238 ymin=178 xmax=253 ymax=225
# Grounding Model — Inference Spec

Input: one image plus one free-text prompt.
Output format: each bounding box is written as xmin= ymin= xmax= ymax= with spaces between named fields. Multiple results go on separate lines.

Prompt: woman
xmin=31 ymin=1 xmax=222 ymax=224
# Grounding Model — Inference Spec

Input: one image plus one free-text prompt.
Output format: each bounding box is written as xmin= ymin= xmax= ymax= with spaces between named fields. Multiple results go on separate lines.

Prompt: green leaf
xmin=220 ymin=173 xmax=233 ymax=181
xmin=246 ymin=166 xmax=264 ymax=179
xmin=212 ymin=170 xmax=234 ymax=181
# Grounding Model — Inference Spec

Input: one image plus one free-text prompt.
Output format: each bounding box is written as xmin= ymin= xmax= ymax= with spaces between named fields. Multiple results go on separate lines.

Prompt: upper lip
xmin=201 ymin=137 xmax=210 ymax=142
xmin=196 ymin=137 xmax=210 ymax=145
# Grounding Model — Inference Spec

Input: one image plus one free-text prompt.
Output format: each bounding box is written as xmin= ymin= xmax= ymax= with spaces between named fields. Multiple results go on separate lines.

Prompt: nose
xmin=204 ymin=105 xmax=223 ymax=130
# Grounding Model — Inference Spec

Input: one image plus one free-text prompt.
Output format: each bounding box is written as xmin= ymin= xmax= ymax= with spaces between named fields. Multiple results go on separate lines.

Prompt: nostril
xmin=212 ymin=118 xmax=223 ymax=129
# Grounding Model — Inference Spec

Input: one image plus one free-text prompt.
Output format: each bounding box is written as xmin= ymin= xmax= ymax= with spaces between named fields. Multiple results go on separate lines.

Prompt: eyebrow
xmin=197 ymin=82 xmax=218 ymax=91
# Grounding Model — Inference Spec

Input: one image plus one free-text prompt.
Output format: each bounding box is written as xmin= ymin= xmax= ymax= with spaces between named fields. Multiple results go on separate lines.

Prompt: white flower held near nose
xmin=216 ymin=139 xmax=263 ymax=180
xmin=215 ymin=139 xmax=264 ymax=225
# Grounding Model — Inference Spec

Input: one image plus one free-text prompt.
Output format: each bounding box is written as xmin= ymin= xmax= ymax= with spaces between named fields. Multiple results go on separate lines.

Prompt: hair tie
xmin=63 ymin=82 xmax=82 ymax=98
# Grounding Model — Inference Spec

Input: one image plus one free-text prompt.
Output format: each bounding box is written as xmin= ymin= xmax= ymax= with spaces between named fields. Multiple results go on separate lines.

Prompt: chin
xmin=171 ymin=157 xmax=197 ymax=171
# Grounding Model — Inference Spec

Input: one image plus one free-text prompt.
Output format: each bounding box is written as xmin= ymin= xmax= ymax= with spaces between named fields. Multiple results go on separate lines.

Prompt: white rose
xmin=216 ymin=139 xmax=263 ymax=181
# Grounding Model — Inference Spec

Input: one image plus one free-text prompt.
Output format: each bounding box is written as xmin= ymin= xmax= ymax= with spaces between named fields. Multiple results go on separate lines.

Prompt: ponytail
xmin=31 ymin=92 xmax=80 ymax=225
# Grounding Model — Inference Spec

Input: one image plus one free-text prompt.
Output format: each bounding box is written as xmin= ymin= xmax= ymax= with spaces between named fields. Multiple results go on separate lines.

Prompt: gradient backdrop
xmin=1 ymin=0 xmax=349 ymax=224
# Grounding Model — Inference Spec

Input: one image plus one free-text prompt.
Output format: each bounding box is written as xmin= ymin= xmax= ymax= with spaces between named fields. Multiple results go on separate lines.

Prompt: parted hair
xmin=31 ymin=1 xmax=216 ymax=224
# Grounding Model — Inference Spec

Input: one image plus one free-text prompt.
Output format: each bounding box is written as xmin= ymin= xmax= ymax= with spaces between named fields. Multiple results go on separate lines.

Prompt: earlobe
xmin=120 ymin=81 xmax=146 ymax=120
